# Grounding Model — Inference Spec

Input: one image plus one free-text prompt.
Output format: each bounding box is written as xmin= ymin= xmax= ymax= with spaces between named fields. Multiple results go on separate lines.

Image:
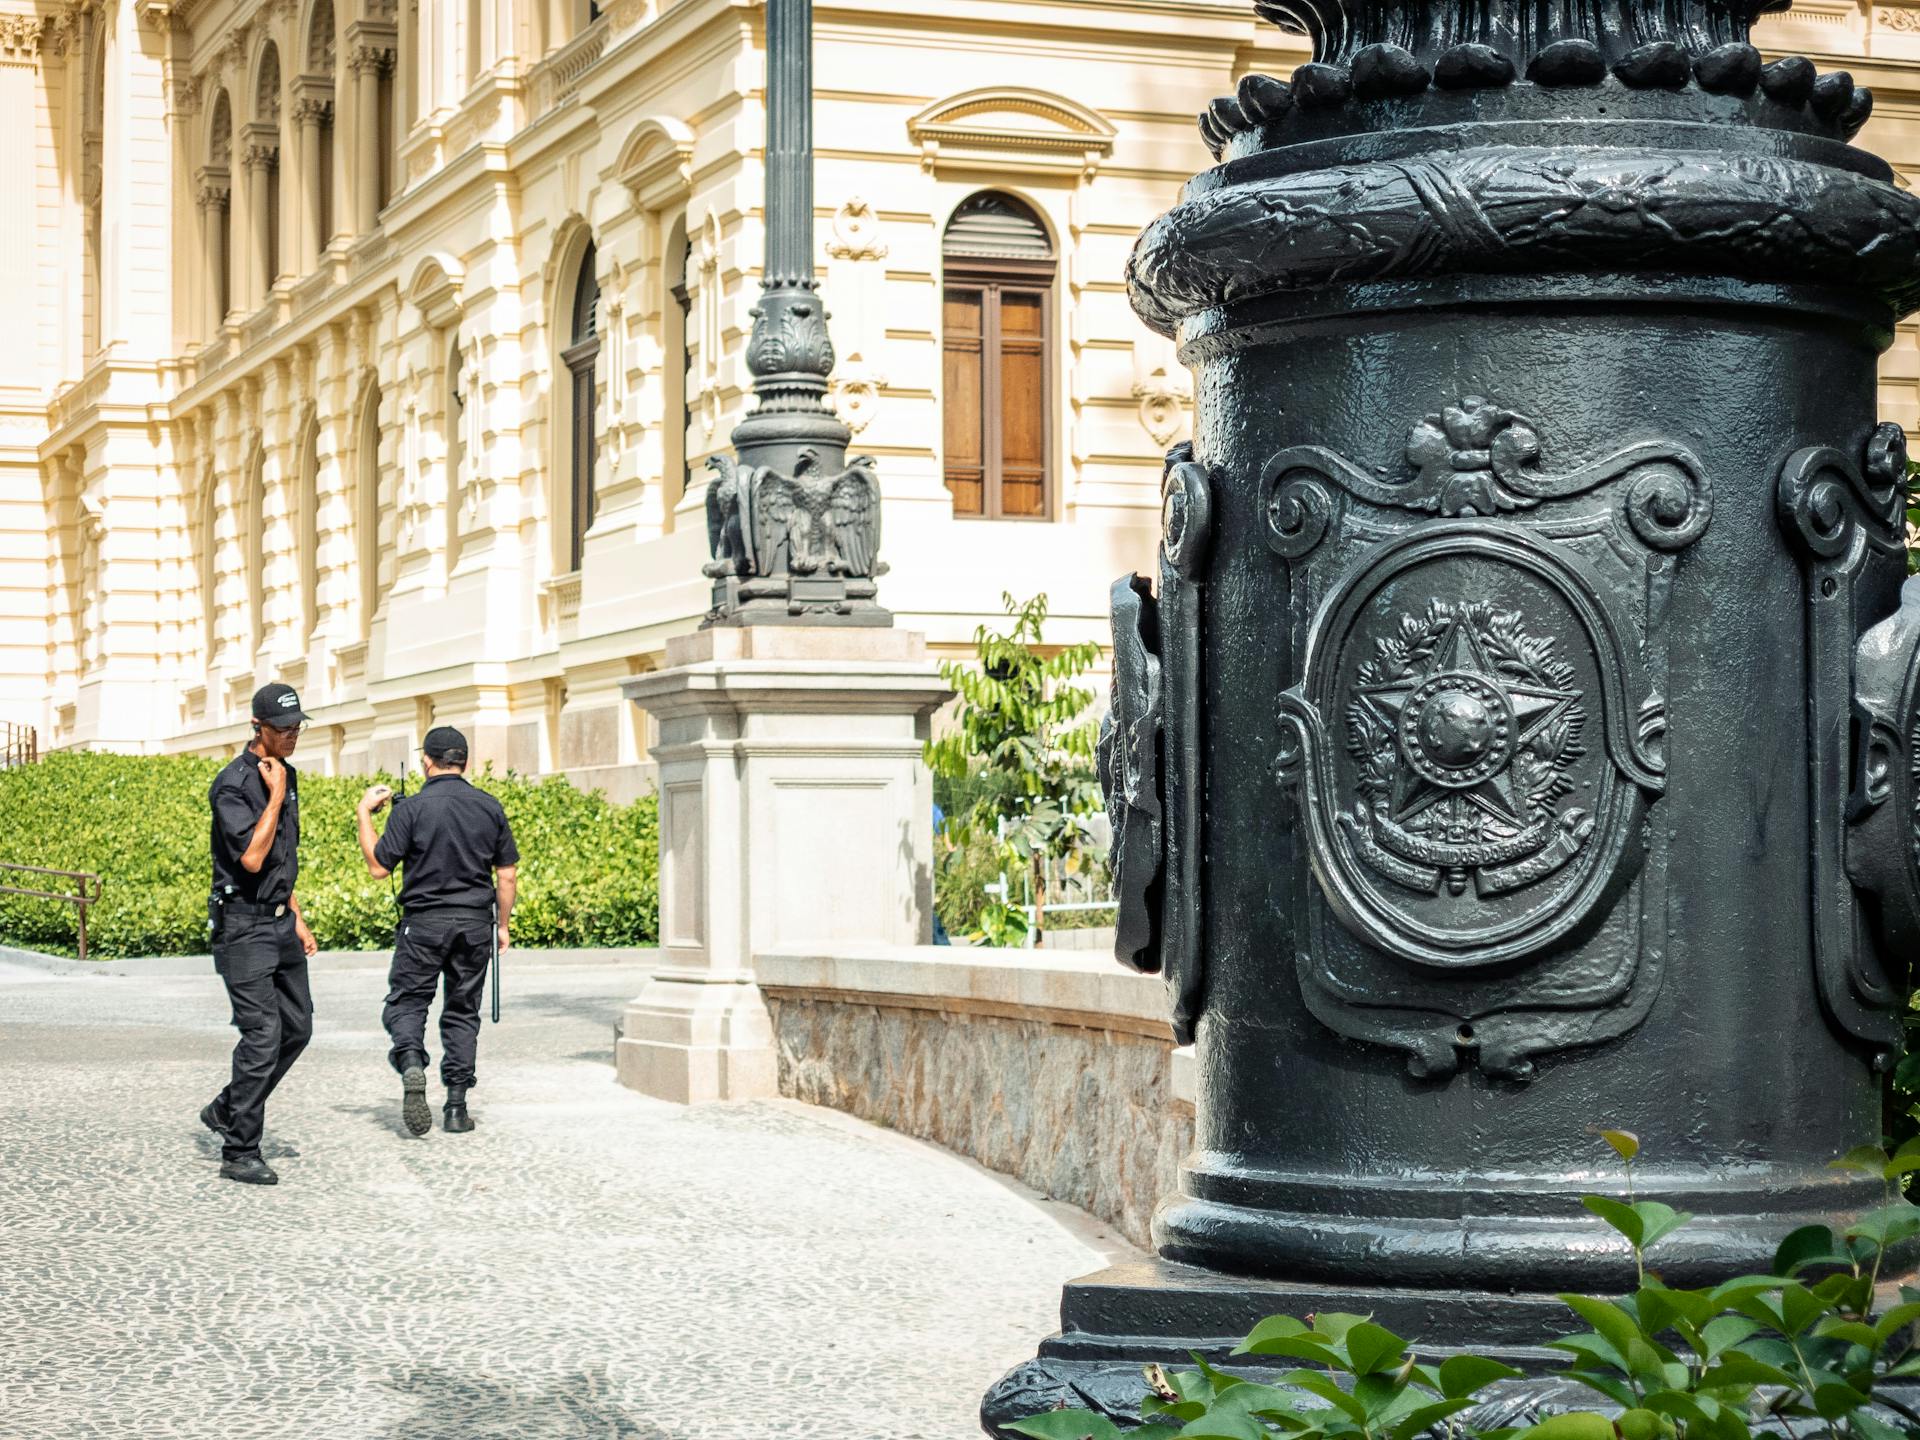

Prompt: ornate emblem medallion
xmin=1277 ymin=523 xmax=1665 ymax=977
xmin=1343 ymin=601 xmax=1589 ymax=902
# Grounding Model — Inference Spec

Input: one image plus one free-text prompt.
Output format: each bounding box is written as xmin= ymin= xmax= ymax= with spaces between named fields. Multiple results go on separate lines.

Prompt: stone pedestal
xmin=615 ymin=626 xmax=950 ymax=1103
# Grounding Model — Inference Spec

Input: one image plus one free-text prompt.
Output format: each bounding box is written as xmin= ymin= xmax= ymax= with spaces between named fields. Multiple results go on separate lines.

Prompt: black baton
xmin=490 ymin=899 xmax=501 ymax=1024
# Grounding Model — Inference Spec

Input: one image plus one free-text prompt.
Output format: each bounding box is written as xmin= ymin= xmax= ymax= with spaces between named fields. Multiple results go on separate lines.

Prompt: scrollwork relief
xmin=1263 ymin=396 xmax=1710 ymax=559
xmin=1779 ymin=424 xmax=1913 ymax=1059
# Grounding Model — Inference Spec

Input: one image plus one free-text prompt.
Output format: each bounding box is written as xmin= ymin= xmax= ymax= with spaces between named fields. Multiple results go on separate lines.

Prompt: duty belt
xmin=219 ymin=898 xmax=289 ymax=917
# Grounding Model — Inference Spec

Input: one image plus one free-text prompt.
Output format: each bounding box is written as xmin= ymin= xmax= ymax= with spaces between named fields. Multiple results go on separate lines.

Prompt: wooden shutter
xmin=943 ymin=286 xmax=986 ymax=517
xmin=997 ymin=288 xmax=1046 ymax=518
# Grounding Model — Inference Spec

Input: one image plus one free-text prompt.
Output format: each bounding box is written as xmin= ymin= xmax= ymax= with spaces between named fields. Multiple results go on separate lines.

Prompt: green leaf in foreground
xmin=1003 ymin=1412 xmax=1124 ymax=1440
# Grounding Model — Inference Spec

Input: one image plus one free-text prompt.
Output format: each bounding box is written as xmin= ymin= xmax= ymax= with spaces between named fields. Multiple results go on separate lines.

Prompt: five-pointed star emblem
xmin=1354 ymin=614 xmax=1578 ymax=830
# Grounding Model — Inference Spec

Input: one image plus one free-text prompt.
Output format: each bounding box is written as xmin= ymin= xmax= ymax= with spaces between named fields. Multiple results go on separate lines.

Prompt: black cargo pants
xmin=382 ymin=908 xmax=492 ymax=1089
xmin=209 ymin=903 xmax=313 ymax=1162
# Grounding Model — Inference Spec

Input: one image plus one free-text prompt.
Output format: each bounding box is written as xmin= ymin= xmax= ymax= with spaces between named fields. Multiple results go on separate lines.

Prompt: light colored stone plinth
xmin=614 ymin=627 xmax=952 ymax=1103
xmin=614 ymin=973 xmax=778 ymax=1104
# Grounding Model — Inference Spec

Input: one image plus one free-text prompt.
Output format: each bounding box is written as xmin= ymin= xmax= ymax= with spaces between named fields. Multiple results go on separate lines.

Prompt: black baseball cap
xmin=252 ymin=682 xmax=311 ymax=730
xmin=422 ymin=726 xmax=469 ymax=763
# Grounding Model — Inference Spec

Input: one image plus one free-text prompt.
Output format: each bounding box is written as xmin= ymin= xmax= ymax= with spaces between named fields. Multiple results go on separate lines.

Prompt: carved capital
xmin=745 ymin=285 xmax=834 ymax=382
xmin=0 ymin=14 xmax=45 ymax=64
xmin=135 ymin=0 xmax=187 ymax=33
xmin=242 ymin=142 xmax=279 ymax=171
xmin=349 ymin=43 xmax=395 ymax=76
xmin=221 ymin=25 xmax=250 ymax=76
xmin=41 ymin=10 xmax=78 ymax=59
xmin=292 ymin=96 xmax=333 ymax=126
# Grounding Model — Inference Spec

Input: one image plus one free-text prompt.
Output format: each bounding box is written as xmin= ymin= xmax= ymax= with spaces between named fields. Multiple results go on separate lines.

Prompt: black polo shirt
xmin=374 ymin=773 xmax=519 ymax=913
xmin=209 ymin=750 xmax=300 ymax=905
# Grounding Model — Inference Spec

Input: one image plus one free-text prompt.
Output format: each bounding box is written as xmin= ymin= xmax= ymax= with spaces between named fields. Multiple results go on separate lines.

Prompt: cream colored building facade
xmin=2 ymin=0 xmax=1919 ymax=797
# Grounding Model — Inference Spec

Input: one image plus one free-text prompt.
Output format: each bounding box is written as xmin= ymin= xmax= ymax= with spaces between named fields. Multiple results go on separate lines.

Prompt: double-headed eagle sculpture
xmin=702 ymin=446 xmax=886 ymax=582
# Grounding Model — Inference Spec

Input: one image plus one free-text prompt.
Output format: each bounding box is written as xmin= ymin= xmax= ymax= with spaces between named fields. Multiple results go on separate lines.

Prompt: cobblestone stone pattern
xmin=0 ymin=959 xmax=1129 ymax=1438
xmin=769 ymin=997 xmax=1191 ymax=1250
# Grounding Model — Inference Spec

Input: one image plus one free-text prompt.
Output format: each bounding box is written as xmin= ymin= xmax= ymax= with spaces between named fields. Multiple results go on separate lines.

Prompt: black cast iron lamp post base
xmin=981 ymin=0 xmax=1920 ymax=1430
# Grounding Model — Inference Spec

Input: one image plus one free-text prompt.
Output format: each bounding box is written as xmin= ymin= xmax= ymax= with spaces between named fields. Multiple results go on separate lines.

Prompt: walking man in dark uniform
xmin=202 ymin=682 xmax=319 ymax=1186
xmin=355 ymin=726 xmax=518 ymax=1137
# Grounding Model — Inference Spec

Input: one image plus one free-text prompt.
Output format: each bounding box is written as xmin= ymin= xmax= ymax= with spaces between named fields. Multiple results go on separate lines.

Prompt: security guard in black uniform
xmin=201 ymin=682 xmax=319 ymax=1186
xmin=355 ymin=727 xmax=518 ymax=1137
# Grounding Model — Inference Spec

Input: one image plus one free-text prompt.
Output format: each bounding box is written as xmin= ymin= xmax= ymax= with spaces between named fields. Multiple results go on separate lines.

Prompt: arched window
xmin=664 ymin=217 xmax=692 ymax=513
xmin=446 ymin=335 xmax=465 ymax=573
xmin=941 ymin=192 xmax=1055 ymax=520
xmin=295 ymin=412 xmax=320 ymax=642
xmin=562 ymin=242 xmax=600 ymax=572
xmin=254 ymin=43 xmax=285 ymax=292
xmin=355 ymin=378 xmax=382 ymax=635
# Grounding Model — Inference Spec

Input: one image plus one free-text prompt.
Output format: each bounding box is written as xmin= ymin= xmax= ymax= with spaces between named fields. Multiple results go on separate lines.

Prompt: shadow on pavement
xmin=331 ymin=1100 xmax=416 ymax=1139
xmin=505 ymin=991 xmax=626 ymax=1025
xmin=191 ymin=1129 xmax=301 ymax=1161
xmin=380 ymin=1364 xmax=667 ymax=1439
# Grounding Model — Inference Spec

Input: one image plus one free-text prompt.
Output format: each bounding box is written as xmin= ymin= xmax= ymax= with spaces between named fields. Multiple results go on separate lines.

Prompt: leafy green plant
xmin=925 ymin=592 xmax=1103 ymax=946
xmin=1012 ymin=1130 xmax=1920 ymax=1440
xmin=0 ymin=752 xmax=658 ymax=958
xmin=1906 ymin=455 xmax=1919 ymax=576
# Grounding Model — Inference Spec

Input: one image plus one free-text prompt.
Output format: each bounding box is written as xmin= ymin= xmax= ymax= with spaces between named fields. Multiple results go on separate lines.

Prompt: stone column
xmin=352 ymin=46 xmax=381 ymax=234
xmin=226 ymin=150 xmax=250 ymax=315
xmin=616 ymin=627 xmax=950 ymax=1103
xmin=243 ymin=141 xmax=275 ymax=301
xmin=195 ymin=177 xmax=229 ymax=336
xmin=983 ymin=0 xmax=1920 ymax=1432
xmin=294 ymin=98 xmax=326 ymax=274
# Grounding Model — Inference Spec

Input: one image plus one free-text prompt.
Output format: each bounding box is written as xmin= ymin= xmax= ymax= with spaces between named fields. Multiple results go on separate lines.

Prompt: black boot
xmin=199 ymin=1102 xmax=232 ymax=1144
xmin=219 ymin=1156 xmax=278 ymax=1185
xmin=442 ymin=1085 xmax=474 ymax=1133
xmin=401 ymin=1063 xmax=431 ymax=1137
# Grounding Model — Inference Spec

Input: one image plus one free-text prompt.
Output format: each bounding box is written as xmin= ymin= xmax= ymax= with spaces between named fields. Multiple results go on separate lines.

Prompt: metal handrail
xmin=0 ymin=721 xmax=36 ymax=770
xmin=0 ymin=862 xmax=103 ymax=962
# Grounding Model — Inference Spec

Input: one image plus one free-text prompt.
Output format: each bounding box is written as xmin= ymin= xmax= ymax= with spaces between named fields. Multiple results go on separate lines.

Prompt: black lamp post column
xmin=701 ymin=0 xmax=888 ymax=627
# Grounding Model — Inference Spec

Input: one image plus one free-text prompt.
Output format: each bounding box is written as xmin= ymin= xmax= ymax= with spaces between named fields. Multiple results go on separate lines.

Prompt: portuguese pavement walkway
xmin=0 ymin=953 xmax=1129 ymax=1439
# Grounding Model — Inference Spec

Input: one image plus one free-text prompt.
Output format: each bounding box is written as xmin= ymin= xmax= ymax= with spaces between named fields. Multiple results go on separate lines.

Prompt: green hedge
xmin=0 ymin=752 xmax=658 ymax=959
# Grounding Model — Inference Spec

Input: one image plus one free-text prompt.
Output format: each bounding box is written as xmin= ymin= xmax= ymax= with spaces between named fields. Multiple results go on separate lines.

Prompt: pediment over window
xmin=907 ymin=88 xmax=1116 ymax=178
xmin=405 ymin=253 xmax=466 ymax=330
xmin=613 ymin=117 xmax=695 ymax=210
